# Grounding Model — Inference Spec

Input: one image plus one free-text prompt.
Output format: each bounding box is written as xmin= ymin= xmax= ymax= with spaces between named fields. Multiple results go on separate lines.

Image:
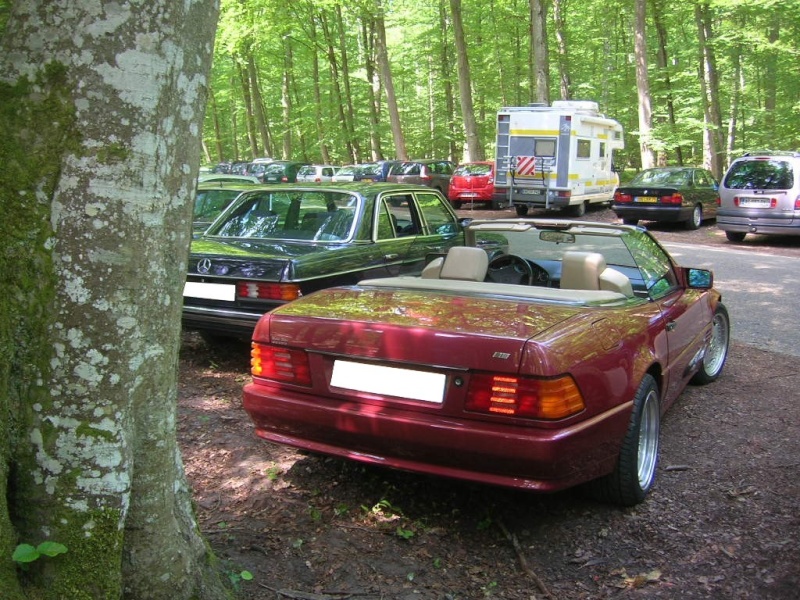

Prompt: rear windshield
xmin=455 ymin=163 xmax=492 ymax=176
xmin=724 ymin=159 xmax=794 ymax=190
xmin=206 ymin=190 xmax=359 ymax=242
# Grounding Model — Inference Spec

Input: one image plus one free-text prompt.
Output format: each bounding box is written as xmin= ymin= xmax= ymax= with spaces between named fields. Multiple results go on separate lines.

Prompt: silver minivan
xmin=717 ymin=152 xmax=800 ymax=242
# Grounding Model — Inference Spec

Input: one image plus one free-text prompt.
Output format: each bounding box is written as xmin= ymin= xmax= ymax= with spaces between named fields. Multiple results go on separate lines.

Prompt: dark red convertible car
xmin=243 ymin=219 xmax=730 ymax=506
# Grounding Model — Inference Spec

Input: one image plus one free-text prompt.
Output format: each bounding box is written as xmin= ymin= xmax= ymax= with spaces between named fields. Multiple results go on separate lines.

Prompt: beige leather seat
xmin=435 ymin=246 xmax=489 ymax=282
xmin=561 ymin=251 xmax=633 ymax=297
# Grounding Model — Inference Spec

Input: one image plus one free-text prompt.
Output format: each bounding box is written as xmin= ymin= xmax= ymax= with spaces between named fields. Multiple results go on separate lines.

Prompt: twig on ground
xmin=496 ymin=518 xmax=555 ymax=599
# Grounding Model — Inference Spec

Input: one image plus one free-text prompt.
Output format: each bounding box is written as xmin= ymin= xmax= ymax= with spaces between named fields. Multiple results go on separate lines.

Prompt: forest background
xmin=204 ymin=0 xmax=799 ymax=180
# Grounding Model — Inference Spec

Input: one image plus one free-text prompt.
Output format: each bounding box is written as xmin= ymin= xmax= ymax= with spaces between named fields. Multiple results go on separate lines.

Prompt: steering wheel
xmin=485 ymin=254 xmax=535 ymax=286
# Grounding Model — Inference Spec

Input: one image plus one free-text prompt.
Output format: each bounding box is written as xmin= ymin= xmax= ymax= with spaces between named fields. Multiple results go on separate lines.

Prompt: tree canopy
xmin=203 ymin=0 xmax=800 ymax=172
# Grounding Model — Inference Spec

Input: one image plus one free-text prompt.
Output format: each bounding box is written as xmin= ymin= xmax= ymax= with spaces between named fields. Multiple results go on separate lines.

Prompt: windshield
xmin=206 ymin=190 xmax=359 ymax=242
xmin=630 ymin=169 xmax=690 ymax=187
xmin=724 ymin=159 xmax=794 ymax=190
xmin=455 ymin=163 xmax=492 ymax=176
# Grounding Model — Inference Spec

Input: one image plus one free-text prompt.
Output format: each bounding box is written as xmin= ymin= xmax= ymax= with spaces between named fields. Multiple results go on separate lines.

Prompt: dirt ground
xmin=178 ymin=206 xmax=800 ymax=599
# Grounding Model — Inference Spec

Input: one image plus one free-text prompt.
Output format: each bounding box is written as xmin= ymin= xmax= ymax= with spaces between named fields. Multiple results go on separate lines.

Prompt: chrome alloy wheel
xmin=637 ymin=387 xmax=660 ymax=491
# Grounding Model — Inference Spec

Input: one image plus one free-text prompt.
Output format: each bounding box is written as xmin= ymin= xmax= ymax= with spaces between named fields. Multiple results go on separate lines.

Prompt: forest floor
xmin=178 ymin=206 xmax=800 ymax=599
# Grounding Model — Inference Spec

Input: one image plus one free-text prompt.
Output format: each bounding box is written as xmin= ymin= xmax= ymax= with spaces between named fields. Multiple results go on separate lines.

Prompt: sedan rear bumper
xmin=612 ymin=204 xmax=691 ymax=223
xmin=243 ymin=382 xmax=632 ymax=492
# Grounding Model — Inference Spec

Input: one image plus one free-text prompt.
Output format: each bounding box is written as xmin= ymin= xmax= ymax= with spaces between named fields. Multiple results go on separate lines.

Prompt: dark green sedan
xmin=183 ymin=183 xmax=466 ymax=338
xmin=612 ymin=167 xmax=720 ymax=230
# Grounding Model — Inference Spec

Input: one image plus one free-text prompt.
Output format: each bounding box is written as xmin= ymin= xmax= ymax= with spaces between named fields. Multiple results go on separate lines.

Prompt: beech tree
xmin=0 ymin=1 xmax=227 ymax=598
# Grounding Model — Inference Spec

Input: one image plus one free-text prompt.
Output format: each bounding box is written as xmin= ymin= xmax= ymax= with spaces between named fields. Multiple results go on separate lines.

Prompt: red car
xmin=243 ymin=219 xmax=730 ymax=506
xmin=448 ymin=161 xmax=500 ymax=209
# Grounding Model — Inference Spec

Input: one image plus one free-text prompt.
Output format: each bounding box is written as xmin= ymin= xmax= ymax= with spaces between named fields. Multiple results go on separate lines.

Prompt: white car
xmin=297 ymin=165 xmax=339 ymax=183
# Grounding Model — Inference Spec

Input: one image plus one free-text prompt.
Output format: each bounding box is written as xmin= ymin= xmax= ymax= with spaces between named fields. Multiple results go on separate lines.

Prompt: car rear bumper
xmin=612 ymin=205 xmax=691 ymax=222
xmin=717 ymin=210 xmax=799 ymax=235
xmin=243 ymin=382 xmax=632 ymax=492
xmin=182 ymin=304 xmax=272 ymax=337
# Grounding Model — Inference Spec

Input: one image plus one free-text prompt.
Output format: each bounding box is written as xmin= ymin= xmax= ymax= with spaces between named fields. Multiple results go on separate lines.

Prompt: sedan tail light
xmin=251 ymin=343 xmax=312 ymax=386
xmin=465 ymin=373 xmax=585 ymax=420
xmin=237 ymin=282 xmax=302 ymax=302
xmin=661 ymin=193 xmax=683 ymax=205
xmin=614 ymin=191 xmax=633 ymax=203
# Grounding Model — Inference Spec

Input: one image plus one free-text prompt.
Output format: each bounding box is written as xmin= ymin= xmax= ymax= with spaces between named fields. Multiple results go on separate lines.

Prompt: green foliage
xmin=206 ymin=0 xmax=800 ymax=169
xmin=12 ymin=542 xmax=68 ymax=565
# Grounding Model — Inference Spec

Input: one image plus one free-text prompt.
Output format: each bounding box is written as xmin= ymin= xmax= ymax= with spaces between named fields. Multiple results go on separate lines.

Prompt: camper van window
xmin=577 ymin=139 xmax=591 ymax=159
xmin=534 ymin=139 xmax=556 ymax=157
xmin=599 ymin=142 xmax=606 ymax=158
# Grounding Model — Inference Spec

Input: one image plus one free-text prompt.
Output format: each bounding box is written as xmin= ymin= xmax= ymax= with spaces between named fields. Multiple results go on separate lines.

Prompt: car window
xmin=208 ymin=190 xmax=358 ymax=241
xmin=194 ymin=189 xmax=243 ymax=220
xmin=624 ymin=234 xmax=679 ymax=298
xmin=455 ymin=163 xmax=492 ymax=176
xmin=415 ymin=192 xmax=459 ymax=236
xmin=378 ymin=194 xmax=420 ymax=238
xmin=724 ymin=159 xmax=794 ymax=190
xmin=398 ymin=163 xmax=421 ymax=176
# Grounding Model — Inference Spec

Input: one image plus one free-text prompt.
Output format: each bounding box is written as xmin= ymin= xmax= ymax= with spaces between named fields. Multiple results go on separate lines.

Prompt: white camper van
xmin=494 ymin=101 xmax=624 ymax=216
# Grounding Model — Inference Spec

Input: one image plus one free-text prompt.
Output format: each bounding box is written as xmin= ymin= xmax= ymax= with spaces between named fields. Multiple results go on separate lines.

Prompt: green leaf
xmin=12 ymin=544 xmax=39 ymax=563
xmin=37 ymin=541 xmax=68 ymax=557
xmin=240 ymin=570 xmax=254 ymax=581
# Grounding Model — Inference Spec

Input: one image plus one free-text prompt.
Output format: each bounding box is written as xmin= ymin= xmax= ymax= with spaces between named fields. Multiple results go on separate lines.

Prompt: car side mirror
xmin=686 ymin=267 xmax=713 ymax=289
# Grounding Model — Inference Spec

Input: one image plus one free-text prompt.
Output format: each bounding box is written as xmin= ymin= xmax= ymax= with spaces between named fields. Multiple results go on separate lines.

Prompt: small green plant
xmin=227 ymin=569 xmax=253 ymax=590
xmin=395 ymin=526 xmax=415 ymax=540
xmin=265 ymin=466 xmax=281 ymax=481
xmin=12 ymin=542 xmax=68 ymax=567
xmin=308 ymin=505 xmax=322 ymax=522
xmin=482 ymin=580 xmax=498 ymax=597
xmin=333 ymin=503 xmax=350 ymax=517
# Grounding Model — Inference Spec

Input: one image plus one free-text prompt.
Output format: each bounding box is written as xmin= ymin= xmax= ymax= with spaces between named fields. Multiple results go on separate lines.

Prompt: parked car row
xmin=206 ymin=159 xmax=505 ymax=210
xmin=610 ymin=151 xmax=800 ymax=243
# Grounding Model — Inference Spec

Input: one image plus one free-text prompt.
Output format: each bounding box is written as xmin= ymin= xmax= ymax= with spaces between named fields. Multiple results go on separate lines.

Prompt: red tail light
xmin=614 ymin=191 xmax=633 ymax=203
xmin=237 ymin=282 xmax=302 ymax=301
xmin=661 ymin=193 xmax=683 ymax=205
xmin=251 ymin=343 xmax=312 ymax=386
xmin=795 ymin=196 xmax=800 ymax=210
xmin=465 ymin=373 xmax=585 ymax=420
xmin=281 ymin=176 xmax=289 ymax=182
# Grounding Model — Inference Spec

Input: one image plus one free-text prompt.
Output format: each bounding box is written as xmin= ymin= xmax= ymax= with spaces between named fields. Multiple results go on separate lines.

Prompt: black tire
xmin=622 ymin=218 xmax=639 ymax=226
xmin=725 ymin=231 xmax=746 ymax=242
xmin=588 ymin=374 xmax=660 ymax=506
xmin=515 ymin=204 xmax=529 ymax=216
xmin=567 ymin=201 xmax=587 ymax=217
xmin=685 ymin=204 xmax=702 ymax=230
xmin=690 ymin=303 xmax=730 ymax=385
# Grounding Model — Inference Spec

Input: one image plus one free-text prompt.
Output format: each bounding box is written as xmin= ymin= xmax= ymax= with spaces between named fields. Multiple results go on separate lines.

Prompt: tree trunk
xmin=634 ymin=0 xmax=655 ymax=169
xmin=438 ymin=0 xmax=457 ymax=160
xmin=450 ymin=0 xmax=484 ymax=161
xmin=651 ymin=0 xmax=682 ymax=165
xmin=375 ymin=0 xmax=408 ymax=160
xmin=335 ymin=5 xmax=361 ymax=162
xmin=695 ymin=2 xmax=724 ymax=177
xmin=321 ymin=10 xmax=356 ymax=163
xmin=281 ymin=37 xmax=294 ymax=160
xmin=0 ymin=1 xmax=226 ymax=598
xmin=529 ymin=0 xmax=549 ymax=104
xmin=248 ymin=54 xmax=271 ymax=159
xmin=552 ymin=0 xmax=571 ymax=100
xmin=362 ymin=17 xmax=385 ymax=161
xmin=238 ymin=58 xmax=259 ymax=158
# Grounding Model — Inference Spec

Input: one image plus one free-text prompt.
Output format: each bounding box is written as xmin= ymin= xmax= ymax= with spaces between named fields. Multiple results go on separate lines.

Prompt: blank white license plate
xmin=183 ymin=281 xmax=236 ymax=301
xmin=739 ymin=197 xmax=771 ymax=208
xmin=330 ymin=360 xmax=446 ymax=403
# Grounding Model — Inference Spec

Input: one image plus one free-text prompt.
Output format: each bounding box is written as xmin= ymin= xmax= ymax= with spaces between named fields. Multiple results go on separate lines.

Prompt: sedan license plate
xmin=634 ymin=196 xmax=658 ymax=203
xmin=361 ymin=178 xmax=374 ymax=182
xmin=738 ymin=197 xmax=771 ymax=208
xmin=330 ymin=360 xmax=446 ymax=403
xmin=183 ymin=282 xmax=236 ymax=301
xmin=460 ymin=192 xmax=478 ymax=198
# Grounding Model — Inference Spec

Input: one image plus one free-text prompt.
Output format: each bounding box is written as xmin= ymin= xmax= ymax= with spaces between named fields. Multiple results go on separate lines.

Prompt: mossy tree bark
xmin=0 ymin=1 xmax=227 ymax=598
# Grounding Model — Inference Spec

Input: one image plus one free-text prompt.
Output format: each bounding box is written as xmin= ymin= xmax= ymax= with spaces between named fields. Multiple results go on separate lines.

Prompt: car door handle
xmin=666 ymin=321 xmax=676 ymax=331
xmin=384 ymin=253 xmax=400 ymax=261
